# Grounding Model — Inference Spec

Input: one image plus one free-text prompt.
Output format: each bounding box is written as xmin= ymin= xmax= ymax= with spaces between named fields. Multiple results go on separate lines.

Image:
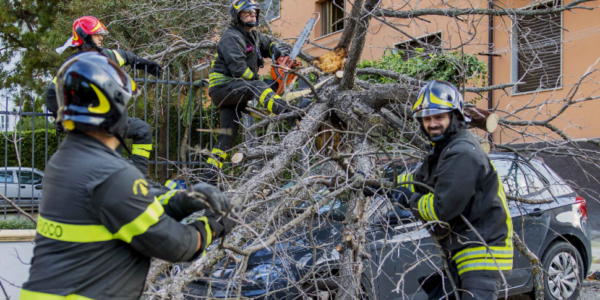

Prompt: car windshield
xmin=300 ymin=188 xmax=404 ymax=224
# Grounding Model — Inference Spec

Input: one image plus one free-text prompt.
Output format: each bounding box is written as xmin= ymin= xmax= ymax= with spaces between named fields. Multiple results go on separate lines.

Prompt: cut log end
xmin=486 ymin=113 xmax=499 ymax=133
xmin=335 ymin=71 xmax=344 ymax=79
xmin=231 ymin=152 xmax=244 ymax=164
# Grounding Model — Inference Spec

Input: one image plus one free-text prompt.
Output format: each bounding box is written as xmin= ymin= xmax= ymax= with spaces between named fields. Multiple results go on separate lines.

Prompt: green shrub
xmin=0 ymin=219 xmax=37 ymax=229
xmin=358 ymin=49 xmax=488 ymax=91
xmin=0 ymin=129 xmax=61 ymax=171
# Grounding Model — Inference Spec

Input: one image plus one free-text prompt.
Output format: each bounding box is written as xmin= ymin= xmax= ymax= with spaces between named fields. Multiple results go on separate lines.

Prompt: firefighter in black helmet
xmin=202 ymin=0 xmax=292 ymax=183
xmin=21 ymin=52 xmax=237 ymax=300
xmin=390 ymin=80 xmax=513 ymax=299
xmin=46 ymin=16 xmax=161 ymax=178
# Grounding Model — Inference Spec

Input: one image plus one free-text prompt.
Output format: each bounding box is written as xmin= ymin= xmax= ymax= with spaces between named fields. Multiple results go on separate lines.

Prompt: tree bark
xmin=337 ymin=123 xmax=376 ymax=300
xmin=464 ymin=106 xmax=499 ymax=133
xmin=336 ymin=0 xmax=365 ymax=51
xmin=339 ymin=0 xmax=379 ymax=90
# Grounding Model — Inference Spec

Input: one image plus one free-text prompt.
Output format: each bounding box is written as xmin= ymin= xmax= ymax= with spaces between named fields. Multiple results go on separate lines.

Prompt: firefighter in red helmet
xmin=47 ymin=16 xmax=161 ymax=179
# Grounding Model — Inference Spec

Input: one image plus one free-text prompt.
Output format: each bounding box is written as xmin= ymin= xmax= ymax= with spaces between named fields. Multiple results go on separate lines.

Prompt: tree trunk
xmin=337 ymin=131 xmax=375 ymax=300
xmin=464 ymin=107 xmax=499 ymax=133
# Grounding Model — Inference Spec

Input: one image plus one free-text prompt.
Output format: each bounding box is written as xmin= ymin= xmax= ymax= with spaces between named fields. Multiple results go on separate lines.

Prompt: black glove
xmin=188 ymin=182 xmax=232 ymax=215
xmin=192 ymin=210 xmax=237 ymax=242
xmin=161 ymin=182 xmax=233 ymax=221
xmin=270 ymin=43 xmax=289 ymax=61
xmin=135 ymin=57 xmax=163 ymax=77
xmin=392 ymin=186 xmax=414 ymax=207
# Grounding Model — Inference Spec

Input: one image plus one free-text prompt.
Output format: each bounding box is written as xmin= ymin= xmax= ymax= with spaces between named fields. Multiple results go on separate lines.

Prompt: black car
xmin=184 ymin=153 xmax=591 ymax=300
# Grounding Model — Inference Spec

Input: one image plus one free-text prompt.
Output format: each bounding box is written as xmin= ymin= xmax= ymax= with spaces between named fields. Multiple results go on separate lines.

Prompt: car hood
xmin=244 ymin=220 xmax=345 ymax=269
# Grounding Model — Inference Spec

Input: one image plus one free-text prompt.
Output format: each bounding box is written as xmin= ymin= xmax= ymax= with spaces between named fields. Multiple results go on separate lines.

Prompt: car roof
xmin=381 ymin=151 xmax=542 ymax=167
xmin=1 ymin=167 xmax=44 ymax=172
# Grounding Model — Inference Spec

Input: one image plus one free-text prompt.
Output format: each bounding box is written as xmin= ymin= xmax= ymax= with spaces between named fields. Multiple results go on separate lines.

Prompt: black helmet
xmin=412 ymin=80 xmax=470 ymax=122
xmin=55 ymin=52 xmax=135 ymax=137
xmin=230 ymin=0 xmax=261 ymax=28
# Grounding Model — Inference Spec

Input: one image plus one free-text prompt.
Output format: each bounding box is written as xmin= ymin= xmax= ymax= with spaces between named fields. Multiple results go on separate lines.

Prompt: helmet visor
xmin=93 ymin=28 xmax=109 ymax=35
xmin=413 ymin=108 xmax=453 ymax=119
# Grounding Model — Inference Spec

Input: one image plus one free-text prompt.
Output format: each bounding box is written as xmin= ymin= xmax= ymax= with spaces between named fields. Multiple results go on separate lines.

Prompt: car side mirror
xmin=34 ymin=184 xmax=42 ymax=190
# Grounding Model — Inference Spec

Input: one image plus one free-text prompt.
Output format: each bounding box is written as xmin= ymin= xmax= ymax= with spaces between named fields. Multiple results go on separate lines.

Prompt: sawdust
xmin=315 ymin=48 xmax=348 ymax=73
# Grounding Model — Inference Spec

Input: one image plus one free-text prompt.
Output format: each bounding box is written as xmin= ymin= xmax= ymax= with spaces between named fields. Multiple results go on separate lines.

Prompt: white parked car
xmin=0 ymin=167 xmax=44 ymax=200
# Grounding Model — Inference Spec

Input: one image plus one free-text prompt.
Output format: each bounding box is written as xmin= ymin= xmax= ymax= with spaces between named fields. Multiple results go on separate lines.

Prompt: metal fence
xmin=0 ymin=67 xmax=234 ymax=221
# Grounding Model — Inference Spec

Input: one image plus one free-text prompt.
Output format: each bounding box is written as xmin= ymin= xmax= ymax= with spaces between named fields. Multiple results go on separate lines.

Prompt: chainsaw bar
xmin=289 ymin=17 xmax=316 ymax=61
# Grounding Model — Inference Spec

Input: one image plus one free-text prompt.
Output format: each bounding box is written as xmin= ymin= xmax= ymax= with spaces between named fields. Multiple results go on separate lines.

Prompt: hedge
xmin=0 ymin=219 xmax=37 ymax=229
xmin=0 ymin=129 xmax=60 ymax=171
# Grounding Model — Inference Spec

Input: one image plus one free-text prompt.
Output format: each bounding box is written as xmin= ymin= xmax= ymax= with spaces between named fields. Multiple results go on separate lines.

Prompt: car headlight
xmin=244 ymin=264 xmax=285 ymax=285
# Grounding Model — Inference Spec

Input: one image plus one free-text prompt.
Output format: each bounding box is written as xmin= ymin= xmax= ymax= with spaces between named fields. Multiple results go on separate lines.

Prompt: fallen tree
xmin=131 ymin=0 xmax=600 ymax=299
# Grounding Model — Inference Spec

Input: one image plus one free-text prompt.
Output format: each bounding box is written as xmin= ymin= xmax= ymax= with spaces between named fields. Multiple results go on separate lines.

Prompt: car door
xmin=0 ymin=169 xmax=18 ymax=198
xmin=16 ymin=170 xmax=43 ymax=199
xmin=493 ymin=159 xmax=535 ymax=290
xmin=493 ymin=158 xmax=553 ymax=291
xmin=369 ymin=198 xmax=442 ymax=300
xmin=517 ymin=161 xmax=553 ymax=255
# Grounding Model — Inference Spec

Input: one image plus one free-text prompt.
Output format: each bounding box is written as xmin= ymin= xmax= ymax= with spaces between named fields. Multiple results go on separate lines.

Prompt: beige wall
xmin=266 ymin=0 xmax=600 ymax=141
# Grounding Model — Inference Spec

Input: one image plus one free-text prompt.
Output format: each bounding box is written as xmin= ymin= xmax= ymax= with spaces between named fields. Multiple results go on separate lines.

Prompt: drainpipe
xmin=488 ymin=0 xmax=494 ymax=111
xmin=488 ymin=0 xmax=494 ymax=142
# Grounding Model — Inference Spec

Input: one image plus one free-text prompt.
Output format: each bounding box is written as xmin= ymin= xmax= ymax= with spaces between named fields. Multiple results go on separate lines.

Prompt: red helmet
xmin=56 ymin=16 xmax=109 ymax=53
xmin=72 ymin=16 xmax=108 ymax=47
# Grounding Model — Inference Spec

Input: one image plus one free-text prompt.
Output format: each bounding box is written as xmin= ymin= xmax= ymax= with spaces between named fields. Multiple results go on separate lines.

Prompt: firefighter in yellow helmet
xmin=392 ymin=80 xmax=513 ymax=299
xmin=201 ymin=0 xmax=292 ymax=184
xmin=21 ymin=52 xmax=237 ymax=300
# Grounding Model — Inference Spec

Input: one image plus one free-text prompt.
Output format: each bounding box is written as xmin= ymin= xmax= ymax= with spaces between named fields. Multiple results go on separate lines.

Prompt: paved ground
xmin=0 ymin=241 xmax=34 ymax=299
xmin=2 ymin=240 xmax=600 ymax=299
xmin=507 ymin=283 xmax=600 ymax=299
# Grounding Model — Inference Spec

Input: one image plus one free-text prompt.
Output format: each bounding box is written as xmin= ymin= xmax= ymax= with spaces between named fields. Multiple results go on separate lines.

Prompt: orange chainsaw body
xmin=270 ymin=56 xmax=302 ymax=95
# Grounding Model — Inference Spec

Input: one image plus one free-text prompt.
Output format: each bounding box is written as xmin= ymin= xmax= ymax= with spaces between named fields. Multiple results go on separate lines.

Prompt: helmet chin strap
xmin=114 ymin=133 xmax=132 ymax=156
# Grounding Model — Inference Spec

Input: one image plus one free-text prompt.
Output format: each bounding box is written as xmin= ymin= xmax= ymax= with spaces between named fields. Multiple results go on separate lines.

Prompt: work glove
xmin=391 ymin=186 xmax=414 ymax=208
xmin=190 ymin=210 xmax=237 ymax=257
xmin=135 ymin=57 xmax=163 ymax=77
xmin=160 ymin=182 xmax=233 ymax=221
xmin=187 ymin=182 xmax=232 ymax=215
xmin=203 ymin=210 xmax=237 ymax=240
xmin=270 ymin=43 xmax=289 ymax=61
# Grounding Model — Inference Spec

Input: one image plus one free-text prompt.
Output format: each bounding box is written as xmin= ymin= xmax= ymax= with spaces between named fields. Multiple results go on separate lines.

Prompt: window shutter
xmin=516 ymin=4 xmax=562 ymax=93
xmin=395 ymin=33 xmax=442 ymax=61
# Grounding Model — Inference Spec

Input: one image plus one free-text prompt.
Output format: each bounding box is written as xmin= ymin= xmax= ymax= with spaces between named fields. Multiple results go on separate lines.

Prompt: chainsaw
xmin=270 ymin=14 xmax=318 ymax=95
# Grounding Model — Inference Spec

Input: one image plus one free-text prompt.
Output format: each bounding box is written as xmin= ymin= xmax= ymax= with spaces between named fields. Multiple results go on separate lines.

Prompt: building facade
xmin=266 ymin=0 xmax=600 ymax=142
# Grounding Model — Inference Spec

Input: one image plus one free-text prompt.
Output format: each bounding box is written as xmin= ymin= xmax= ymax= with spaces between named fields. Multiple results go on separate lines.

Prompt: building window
xmin=0 ymin=115 xmax=4 ymax=130
xmin=321 ymin=0 xmax=345 ymax=36
xmin=262 ymin=0 xmax=280 ymax=21
xmin=394 ymin=32 xmax=442 ymax=61
xmin=513 ymin=1 xmax=562 ymax=93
